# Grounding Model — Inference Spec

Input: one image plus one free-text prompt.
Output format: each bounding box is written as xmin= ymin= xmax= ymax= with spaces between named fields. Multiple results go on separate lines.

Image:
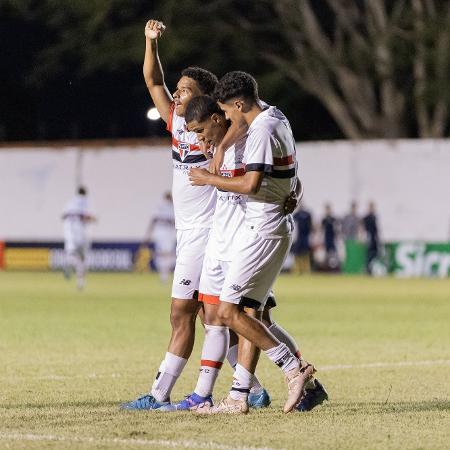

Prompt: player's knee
xmin=170 ymin=304 xmax=197 ymax=330
xmin=217 ymin=303 xmax=236 ymax=327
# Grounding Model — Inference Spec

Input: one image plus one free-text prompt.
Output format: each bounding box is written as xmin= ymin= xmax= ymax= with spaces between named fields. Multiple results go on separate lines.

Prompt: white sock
xmin=265 ymin=343 xmax=299 ymax=373
xmin=250 ymin=374 xmax=264 ymax=394
xmin=226 ymin=343 xmax=238 ymax=369
xmin=268 ymin=322 xmax=301 ymax=359
xmin=230 ymin=363 xmax=252 ymax=401
xmin=227 ymin=343 xmax=263 ymax=394
xmin=151 ymin=352 xmax=187 ymax=402
xmin=194 ymin=325 xmax=229 ymax=397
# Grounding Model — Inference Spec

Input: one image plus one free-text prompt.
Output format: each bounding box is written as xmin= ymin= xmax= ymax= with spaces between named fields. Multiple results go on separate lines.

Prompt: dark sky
xmin=0 ymin=1 xmax=341 ymax=142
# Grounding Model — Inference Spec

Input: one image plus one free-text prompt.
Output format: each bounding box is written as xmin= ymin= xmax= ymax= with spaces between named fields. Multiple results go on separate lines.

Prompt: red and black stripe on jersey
xmin=246 ymin=155 xmax=296 ymax=178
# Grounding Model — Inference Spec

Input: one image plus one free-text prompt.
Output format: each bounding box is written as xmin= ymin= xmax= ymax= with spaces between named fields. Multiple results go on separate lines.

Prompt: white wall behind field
xmin=0 ymin=139 xmax=449 ymax=241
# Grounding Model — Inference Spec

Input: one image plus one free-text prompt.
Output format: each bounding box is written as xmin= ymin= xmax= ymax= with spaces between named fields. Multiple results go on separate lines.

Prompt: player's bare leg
xmin=167 ymin=298 xmax=201 ymax=358
xmin=262 ymin=307 xmax=328 ymax=411
xmin=159 ymin=301 xmax=229 ymax=411
xmin=147 ymin=298 xmax=201 ymax=403
xmin=209 ymin=308 xmax=262 ymax=414
xmin=206 ymin=302 xmax=315 ymax=413
xmin=121 ymin=297 xmax=201 ymax=410
xmin=75 ymin=249 xmax=87 ymax=291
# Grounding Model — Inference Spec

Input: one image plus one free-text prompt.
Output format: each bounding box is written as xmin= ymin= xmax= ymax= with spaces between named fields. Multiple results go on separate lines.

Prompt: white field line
xmin=0 ymin=433 xmax=279 ymax=450
xmin=1 ymin=360 xmax=450 ymax=382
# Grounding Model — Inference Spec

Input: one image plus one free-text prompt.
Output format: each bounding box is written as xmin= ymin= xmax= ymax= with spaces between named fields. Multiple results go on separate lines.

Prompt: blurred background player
xmin=321 ymin=203 xmax=340 ymax=271
xmin=341 ymin=201 xmax=360 ymax=242
xmin=292 ymin=203 xmax=313 ymax=274
xmin=61 ymin=186 xmax=96 ymax=290
xmin=363 ymin=201 xmax=380 ymax=274
xmin=142 ymin=191 xmax=176 ymax=283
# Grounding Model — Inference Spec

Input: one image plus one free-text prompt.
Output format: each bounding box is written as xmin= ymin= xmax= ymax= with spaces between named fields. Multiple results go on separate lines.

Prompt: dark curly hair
xmin=185 ymin=95 xmax=223 ymax=124
xmin=214 ymin=71 xmax=258 ymax=103
xmin=181 ymin=67 xmax=218 ymax=96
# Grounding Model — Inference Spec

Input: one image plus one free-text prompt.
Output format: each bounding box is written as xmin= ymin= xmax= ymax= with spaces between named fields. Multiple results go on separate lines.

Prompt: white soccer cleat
xmin=283 ymin=360 xmax=316 ymax=413
xmin=192 ymin=396 xmax=249 ymax=415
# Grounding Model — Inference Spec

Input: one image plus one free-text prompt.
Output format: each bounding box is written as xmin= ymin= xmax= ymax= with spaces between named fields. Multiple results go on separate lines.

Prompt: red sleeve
xmin=166 ymin=102 xmax=176 ymax=133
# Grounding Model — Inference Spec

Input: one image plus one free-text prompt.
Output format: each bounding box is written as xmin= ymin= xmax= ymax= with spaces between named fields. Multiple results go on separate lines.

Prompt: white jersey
xmin=243 ymin=105 xmax=297 ymax=237
xmin=62 ymin=195 xmax=93 ymax=246
xmin=207 ymin=137 xmax=247 ymax=262
xmin=167 ymin=103 xmax=216 ymax=230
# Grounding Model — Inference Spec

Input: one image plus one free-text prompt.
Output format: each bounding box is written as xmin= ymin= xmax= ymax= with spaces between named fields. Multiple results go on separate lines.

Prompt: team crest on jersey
xmin=178 ymin=142 xmax=190 ymax=160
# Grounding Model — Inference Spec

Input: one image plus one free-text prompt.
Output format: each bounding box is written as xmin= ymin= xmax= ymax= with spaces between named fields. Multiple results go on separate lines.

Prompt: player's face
xmin=173 ymin=76 xmax=203 ymax=117
xmin=217 ymin=100 xmax=244 ymax=124
xmin=187 ymin=115 xmax=228 ymax=147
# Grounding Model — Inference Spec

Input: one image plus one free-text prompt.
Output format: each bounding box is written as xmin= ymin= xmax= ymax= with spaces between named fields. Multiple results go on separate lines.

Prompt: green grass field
xmin=0 ymin=272 xmax=449 ymax=450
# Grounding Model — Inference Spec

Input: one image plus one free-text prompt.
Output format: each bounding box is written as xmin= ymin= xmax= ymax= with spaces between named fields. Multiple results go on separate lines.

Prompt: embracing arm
xmin=189 ymin=168 xmax=264 ymax=195
xmin=143 ymin=20 xmax=172 ymax=123
xmin=209 ymin=120 xmax=248 ymax=174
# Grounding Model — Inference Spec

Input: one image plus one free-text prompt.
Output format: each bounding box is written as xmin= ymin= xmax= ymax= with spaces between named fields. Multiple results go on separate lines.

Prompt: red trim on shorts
xmin=273 ymin=155 xmax=293 ymax=165
xmin=198 ymin=293 xmax=220 ymax=305
xmin=201 ymin=359 xmax=223 ymax=369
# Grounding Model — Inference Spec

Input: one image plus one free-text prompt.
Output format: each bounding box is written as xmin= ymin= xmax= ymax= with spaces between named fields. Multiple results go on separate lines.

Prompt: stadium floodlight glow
xmin=147 ymin=107 xmax=160 ymax=121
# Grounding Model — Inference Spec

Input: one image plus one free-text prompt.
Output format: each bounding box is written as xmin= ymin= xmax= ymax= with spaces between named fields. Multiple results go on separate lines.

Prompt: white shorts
xmin=171 ymin=227 xmax=211 ymax=299
xmin=220 ymin=229 xmax=292 ymax=311
xmin=198 ymin=255 xmax=230 ymax=305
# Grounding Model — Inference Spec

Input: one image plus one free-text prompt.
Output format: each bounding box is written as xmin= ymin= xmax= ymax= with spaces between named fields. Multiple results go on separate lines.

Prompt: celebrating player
xmin=188 ymin=72 xmax=318 ymax=414
xmin=121 ymin=20 xmax=243 ymax=411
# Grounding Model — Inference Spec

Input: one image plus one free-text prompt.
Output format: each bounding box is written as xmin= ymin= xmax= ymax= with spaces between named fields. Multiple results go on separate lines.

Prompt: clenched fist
xmin=145 ymin=20 xmax=166 ymax=40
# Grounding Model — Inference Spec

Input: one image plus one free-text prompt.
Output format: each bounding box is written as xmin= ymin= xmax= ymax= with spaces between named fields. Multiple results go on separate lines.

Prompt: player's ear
xmin=234 ymin=99 xmax=244 ymax=111
xmin=211 ymin=113 xmax=221 ymax=124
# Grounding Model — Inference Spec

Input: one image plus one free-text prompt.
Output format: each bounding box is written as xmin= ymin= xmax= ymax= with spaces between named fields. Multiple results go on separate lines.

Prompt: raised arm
xmin=143 ymin=20 xmax=172 ymax=123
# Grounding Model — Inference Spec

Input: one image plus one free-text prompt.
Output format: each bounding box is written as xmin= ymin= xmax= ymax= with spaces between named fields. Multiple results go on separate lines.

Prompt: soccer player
xmin=62 ymin=186 xmax=96 ymax=290
xmin=121 ymin=20 xmax=239 ymax=411
xmin=163 ymin=95 xmax=326 ymax=413
xmin=142 ymin=191 xmax=176 ymax=283
xmin=188 ymin=72 xmax=318 ymax=414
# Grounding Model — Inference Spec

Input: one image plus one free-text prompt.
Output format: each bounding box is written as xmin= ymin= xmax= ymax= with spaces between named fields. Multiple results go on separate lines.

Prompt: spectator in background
xmin=341 ymin=201 xmax=360 ymax=241
xmin=62 ymin=186 xmax=96 ymax=290
xmin=321 ymin=203 xmax=339 ymax=270
xmin=362 ymin=201 xmax=380 ymax=274
xmin=142 ymin=191 xmax=176 ymax=283
xmin=292 ymin=204 xmax=313 ymax=274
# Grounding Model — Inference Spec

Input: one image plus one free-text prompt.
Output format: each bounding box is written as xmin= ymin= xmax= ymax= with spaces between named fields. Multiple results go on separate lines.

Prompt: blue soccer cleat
xmin=248 ymin=388 xmax=271 ymax=409
xmin=120 ymin=394 xmax=169 ymax=410
xmin=158 ymin=392 xmax=213 ymax=412
xmin=296 ymin=379 xmax=328 ymax=412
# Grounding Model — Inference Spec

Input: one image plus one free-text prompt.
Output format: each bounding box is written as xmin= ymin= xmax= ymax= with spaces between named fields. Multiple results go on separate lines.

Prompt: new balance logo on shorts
xmin=229 ymin=284 xmax=241 ymax=292
xmin=179 ymin=279 xmax=191 ymax=286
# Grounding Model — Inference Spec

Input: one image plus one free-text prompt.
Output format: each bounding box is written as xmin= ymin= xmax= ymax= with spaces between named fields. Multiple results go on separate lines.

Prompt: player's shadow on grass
xmin=335 ymin=400 xmax=450 ymax=415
